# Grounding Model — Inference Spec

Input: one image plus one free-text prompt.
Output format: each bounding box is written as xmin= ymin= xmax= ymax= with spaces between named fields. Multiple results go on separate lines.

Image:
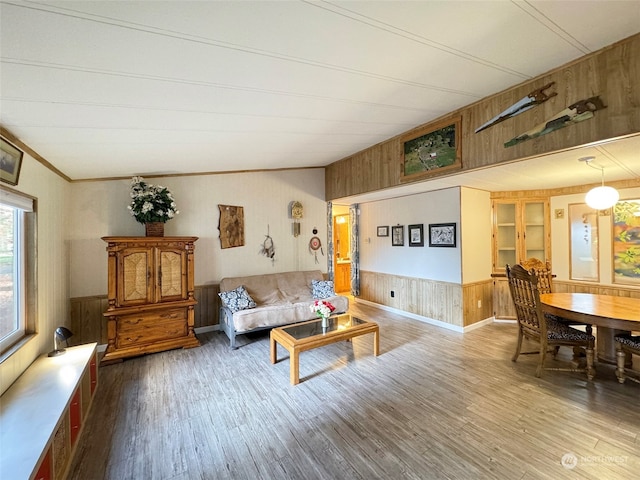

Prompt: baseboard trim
xmin=195 ymin=325 xmax=219 ymax=334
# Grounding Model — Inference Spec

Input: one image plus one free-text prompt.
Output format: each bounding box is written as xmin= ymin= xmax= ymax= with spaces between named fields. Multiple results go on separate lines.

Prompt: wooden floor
xmin=68 ymin=302 xmax=639 ymax=480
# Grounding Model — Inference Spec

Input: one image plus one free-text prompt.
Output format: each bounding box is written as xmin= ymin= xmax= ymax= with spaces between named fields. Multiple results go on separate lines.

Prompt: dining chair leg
xmin=536 ymin=344 xmax=547 ymax=377
xmin=512 ymin=328 xmax=524 ymax=362
xmin=616 ymin=346 xmax=627 ymax=384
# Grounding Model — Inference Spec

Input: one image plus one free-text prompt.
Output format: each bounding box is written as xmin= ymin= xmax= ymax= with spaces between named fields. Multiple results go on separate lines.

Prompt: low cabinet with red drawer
xmin=1 ymin=343 xmax=99 ymax=480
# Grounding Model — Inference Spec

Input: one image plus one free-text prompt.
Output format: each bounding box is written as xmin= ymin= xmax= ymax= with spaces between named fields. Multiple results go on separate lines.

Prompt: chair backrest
xmin=506 ymin=264 xmax=545 ymax=337
xmin=520 ymin=258 xmax=553 ymax=294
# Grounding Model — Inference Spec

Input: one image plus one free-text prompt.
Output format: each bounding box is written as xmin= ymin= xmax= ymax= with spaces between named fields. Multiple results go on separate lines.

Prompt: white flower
xmin=128 ymin=176 xmax=179 ymax=224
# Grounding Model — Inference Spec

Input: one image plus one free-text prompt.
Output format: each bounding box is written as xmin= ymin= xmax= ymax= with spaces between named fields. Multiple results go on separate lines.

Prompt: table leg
xmin=270 ymin=335 xmax=277 ymax=364
xmin=373 ymin=328 xmax=380 ymax=356
xmin=597 ymin=327 xmax=632 ymax=366
xmin=290 ymin=350 xmax=300 ymax=385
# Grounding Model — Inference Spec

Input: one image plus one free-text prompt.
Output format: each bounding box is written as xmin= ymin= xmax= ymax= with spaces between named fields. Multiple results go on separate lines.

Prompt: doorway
xmin=333 ymin=213 xmax=351 ymax=293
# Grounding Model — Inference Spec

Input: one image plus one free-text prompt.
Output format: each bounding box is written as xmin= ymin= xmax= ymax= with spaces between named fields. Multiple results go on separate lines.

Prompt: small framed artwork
xmin=1 ymin=137 xmax=24 ymax=186
xmin=569 ymin=203 xmax=599 ymax=282
xmin=391 ymin=225 xmax=404 ymax=246
xmin=377 ymin=226 xmax=389 ymax=237
xmin=429 ymin=223 xmax=456 ymax=247
xmin=408 ymin=224 xmax=424 ymax=247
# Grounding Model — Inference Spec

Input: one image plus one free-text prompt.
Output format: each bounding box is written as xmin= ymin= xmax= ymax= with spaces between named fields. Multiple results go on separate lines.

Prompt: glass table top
xmin=282 ymin=313 xmax=367 ymax=340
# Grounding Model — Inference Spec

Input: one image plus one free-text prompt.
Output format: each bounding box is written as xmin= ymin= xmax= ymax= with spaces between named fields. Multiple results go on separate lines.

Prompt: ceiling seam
xmin=4 ymin=1 xmax=480 ymax=99
xmin=306 ymin=0 xmax=531 ymax=80
xmin=512 ymin=0 xmax=591 ymax=54
xmin=1 ymin=57 xmax=437 ymax=113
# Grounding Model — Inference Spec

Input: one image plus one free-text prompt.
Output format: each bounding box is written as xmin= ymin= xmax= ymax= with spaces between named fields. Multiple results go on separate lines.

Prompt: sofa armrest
xmin=219 ymin=306 xmax=239 ymax=349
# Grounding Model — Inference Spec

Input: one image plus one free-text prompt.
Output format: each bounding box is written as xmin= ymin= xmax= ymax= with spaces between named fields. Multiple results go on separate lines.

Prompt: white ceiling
xmin=1 ymin=1 xmax=639 ymax=197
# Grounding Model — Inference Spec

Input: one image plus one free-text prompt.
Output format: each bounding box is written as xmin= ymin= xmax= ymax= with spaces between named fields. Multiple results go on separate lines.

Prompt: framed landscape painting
xmin=613 ymin=199 xmax=640 ymax=285
xmin=401 ymin=116 xmax=461 ymax=181
xmin=1 ymin=137 xmax=24 ymax=186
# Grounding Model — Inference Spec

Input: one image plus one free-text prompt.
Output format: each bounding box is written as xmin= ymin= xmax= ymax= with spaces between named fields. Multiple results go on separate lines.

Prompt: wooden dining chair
xmin=519 ymin=258 xmax=593 ymax=335
xmin=506 ymin=264 xmax=595 ymax=379
xmin=615 ymin=334 xmax=640 ymax=384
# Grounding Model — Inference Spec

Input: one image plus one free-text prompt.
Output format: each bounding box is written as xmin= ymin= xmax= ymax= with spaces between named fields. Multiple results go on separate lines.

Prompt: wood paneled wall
xmin=359 ymin=271 xmax=493 ymax=328
xmin=462 ymin=279 xmax=494 ymax=327
xmin=70 ymin=284 xmax=221 ymax=345
xmin=553 ymin=280 xmax=640 ymax=298
xmin=326 ymin=33 xmax=640 ymax=200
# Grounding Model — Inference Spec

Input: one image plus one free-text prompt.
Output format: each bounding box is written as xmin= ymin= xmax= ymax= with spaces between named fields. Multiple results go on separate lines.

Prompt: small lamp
xmin=579 ymin=156 xmax=620 ymax=210
xmin=48 ymin=326 xmax=73 ymax=357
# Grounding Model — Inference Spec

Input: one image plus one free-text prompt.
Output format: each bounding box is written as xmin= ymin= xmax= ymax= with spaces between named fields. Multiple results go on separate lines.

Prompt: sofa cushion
xmin=218 ymin=285 xmax=256 ymax=313
xmin=231 ymin=294 xmax=349 ymax=333
xmin=312 ymin=279 xmax=335 ymax=299
xmin=220 ymin=270 xmax=324 ymax=305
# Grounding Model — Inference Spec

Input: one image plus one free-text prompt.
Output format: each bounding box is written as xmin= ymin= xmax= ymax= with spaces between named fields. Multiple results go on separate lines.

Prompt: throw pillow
xmin=312 ymin=279 xmax=335 ymax=299
xmin=218 ymin=285 xmax=257 ymax=313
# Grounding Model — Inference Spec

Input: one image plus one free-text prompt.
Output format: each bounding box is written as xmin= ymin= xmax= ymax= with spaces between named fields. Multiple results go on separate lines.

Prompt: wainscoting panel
xmin=70 ymin=284 xmax=221 ymax=345
xmin=462 ymin=279 xmax=494 ymax=327
xmin=193 ymin=284 xmax=221 ymax=329
xmin=553 ymin=280 xmax=640 ymax=298
xmin=359 ymin=271 xmax=465 ymax=327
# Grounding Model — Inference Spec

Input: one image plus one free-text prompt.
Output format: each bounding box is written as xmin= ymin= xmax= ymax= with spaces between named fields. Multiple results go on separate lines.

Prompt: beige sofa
xmin=218 ymin=270 xmax=349 ymax=348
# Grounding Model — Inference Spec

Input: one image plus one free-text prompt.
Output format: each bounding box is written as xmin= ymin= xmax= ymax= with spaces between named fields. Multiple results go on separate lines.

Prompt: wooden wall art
xmin=504 ymin=96 xmax=606 ymax=147
xmin=218 ymin=204 xmax=245 ymax=249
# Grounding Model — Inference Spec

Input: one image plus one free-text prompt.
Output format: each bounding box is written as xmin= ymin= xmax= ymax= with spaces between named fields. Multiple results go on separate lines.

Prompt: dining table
xmin=540 ymin=292 xmax=640 ymax=366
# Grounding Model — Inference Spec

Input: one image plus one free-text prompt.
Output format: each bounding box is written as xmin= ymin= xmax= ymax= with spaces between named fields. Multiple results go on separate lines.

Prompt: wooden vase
xmin=145 ymin=222 xmax=165 ymax=237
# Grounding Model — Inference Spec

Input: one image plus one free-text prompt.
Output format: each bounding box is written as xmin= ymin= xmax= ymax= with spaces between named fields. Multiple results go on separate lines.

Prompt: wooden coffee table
xmin=270 ymin=313 xmax=379 ymax=385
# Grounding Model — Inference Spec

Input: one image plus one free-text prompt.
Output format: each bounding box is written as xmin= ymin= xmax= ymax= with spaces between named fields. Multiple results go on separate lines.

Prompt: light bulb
xmin=585 ymin=185 xmax=619 ymax=210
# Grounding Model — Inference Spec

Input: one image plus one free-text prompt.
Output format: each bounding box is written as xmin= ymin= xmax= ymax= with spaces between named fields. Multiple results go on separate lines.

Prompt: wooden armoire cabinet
xmin=101 ymin=236 xmax=200 ymax=363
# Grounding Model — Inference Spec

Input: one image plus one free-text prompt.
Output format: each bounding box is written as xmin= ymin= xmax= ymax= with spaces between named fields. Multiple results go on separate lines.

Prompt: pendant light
xmin=579 ymin=156 xmax=619 ymax=210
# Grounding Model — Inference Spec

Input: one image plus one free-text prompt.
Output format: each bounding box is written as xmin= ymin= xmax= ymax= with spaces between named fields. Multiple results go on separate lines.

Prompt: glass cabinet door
xmin=523 ymin=201 xmax=547 ymax=262
xmin=495 ymin=202 xmax=517 ymax=270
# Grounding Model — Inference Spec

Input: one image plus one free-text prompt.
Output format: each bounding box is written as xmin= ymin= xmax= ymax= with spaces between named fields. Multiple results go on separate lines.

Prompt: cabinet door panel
xmin=118 ymin=248 xmax=152 ymax=306
xmin=158 ymin=248 xmax=188 ymax=302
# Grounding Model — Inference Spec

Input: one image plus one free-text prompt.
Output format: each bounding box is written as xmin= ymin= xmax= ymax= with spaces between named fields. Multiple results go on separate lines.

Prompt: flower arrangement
xmin=127 ymin=176 xmax=179 ymax=224
xmin=310 ymin=299 xmax=335 ymax=319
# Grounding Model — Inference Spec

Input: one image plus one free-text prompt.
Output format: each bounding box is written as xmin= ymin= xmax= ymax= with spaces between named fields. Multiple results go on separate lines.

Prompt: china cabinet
xmin=492 ymin=199 xmax=550 ymax=318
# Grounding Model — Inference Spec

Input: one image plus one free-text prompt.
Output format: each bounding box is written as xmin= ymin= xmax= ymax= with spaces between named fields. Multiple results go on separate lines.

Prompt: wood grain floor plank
xmin=67 ymin=301 xmax=640 ymax=479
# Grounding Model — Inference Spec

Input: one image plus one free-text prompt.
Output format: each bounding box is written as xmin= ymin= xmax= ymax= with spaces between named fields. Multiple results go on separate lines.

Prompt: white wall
xmin=68 ymin=169 xmax=328 ymax=297
xmin=550 ymin=185 xmax=640 ymax=284
xmin=461 ymin=187 xmax=492 ymax=284
xmin=358 ymin=187 xmax=462 ymax=283
xmin=0 ymin=153 xmax=70 ymax=394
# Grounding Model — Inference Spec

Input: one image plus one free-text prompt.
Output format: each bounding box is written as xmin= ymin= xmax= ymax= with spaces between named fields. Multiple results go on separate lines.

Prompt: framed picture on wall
xmin=377 ymin=226 xmax=389 ymax=237
xmin=401 ymin=116 xmax=461 ymax=182
xmin=1 ymin=137 xmax=24 ymax=186
xmin=613 ymin=199 xmax=640 ymax=285
xmin=428 ymin=223 xmax=456 ymax=247
xmin=391 ymin=225 xmax=404 ymax=246
xmin=408 ymin=224 xmax=424 ymax=247
xmin=569 ymin=203 xmax=599 ymax=282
